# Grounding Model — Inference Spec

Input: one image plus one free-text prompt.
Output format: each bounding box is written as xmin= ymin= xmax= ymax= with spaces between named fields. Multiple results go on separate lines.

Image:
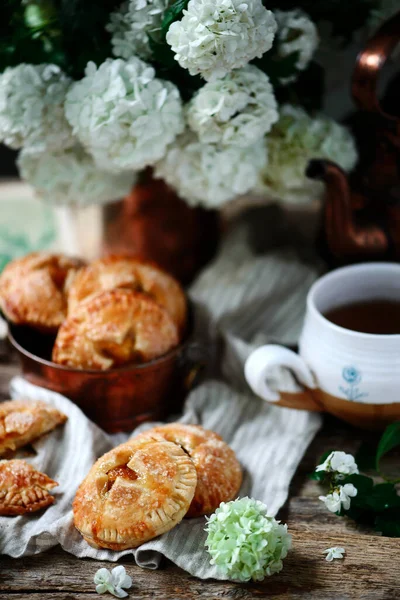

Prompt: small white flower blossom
xmin=0 ymin=317 xmax=7 ymax=340
xmin=273 ymin=10 xmax=319 ymax=84
xmin=18 ymin=146 xmax=136 ymax=206
xmin=167 ymin=0 xmax=277 ymax=81
xmin=65 ymin=57 xmax=184 ymax=172
xmin=94 ymin=566 xmax=132 ymax=598
xmin=324 ymin=547 xmax=345 ymax=562
xmin=107 ymin=0 xmax=169 ymax=60
xmin=0 ymin=63 xmax=74 ymax=152
xmin=316 ymin=451 xmax=359 ymax=476
xmin=94 ymin=568 xmax=114 ymax=595
xmin=256 ymin=104 xmax=358 ymax=204
xmin=319 ymin=484 xmax=357 ymax=513
xmin=186 ymin=65 xmax=278 ymax=147
xmin=155 ymin=131 xmax=267 ymax=208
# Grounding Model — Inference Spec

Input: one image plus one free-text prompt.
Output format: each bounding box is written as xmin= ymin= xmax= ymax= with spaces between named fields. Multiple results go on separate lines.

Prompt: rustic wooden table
xmin=0 ymin=352 xmax=399 ymax=600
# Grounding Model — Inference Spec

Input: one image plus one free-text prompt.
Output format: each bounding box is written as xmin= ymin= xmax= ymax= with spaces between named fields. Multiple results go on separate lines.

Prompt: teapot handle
xmin=352 ymin=10 xmax=400 ymax=128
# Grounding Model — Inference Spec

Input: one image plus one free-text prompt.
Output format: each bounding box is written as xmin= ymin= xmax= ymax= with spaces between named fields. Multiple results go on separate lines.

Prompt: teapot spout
xmin=306 ymin=159 xmax=388 ymax=260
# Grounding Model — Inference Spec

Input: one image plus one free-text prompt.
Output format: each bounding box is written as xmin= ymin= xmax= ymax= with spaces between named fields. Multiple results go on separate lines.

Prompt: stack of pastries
xmin=0 ymin=252 xmax=187 ymax=369
xmin=73 ymin=423 xmax=242 ymax=550
xmin=0 ymin=399 xmax=67 ymax=515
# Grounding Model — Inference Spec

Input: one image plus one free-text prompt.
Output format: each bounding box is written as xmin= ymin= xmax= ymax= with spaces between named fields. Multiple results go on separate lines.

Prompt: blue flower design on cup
xmin=339 ymin=366 xmax=367 ymax=401
xmin=342 ymin=366 xmax=361 ymax=385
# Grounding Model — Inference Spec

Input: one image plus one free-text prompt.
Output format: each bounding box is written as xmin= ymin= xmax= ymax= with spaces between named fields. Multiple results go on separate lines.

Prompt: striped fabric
xmin=1 ymin=216 xmax=322 ymax=579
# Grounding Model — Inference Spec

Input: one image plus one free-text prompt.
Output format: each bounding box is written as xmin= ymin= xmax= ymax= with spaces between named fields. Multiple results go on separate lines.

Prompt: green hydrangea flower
xmin=205 ymin=497 xmax=292 ymax=582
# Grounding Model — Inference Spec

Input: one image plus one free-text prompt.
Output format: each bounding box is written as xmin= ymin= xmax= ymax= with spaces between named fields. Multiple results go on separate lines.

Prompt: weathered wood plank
xmin=1 ymin=528 xmax=399 ymax=599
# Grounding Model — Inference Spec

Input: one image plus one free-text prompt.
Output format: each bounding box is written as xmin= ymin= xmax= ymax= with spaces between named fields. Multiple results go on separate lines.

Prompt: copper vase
xmin=102 ymin=173 xmax=220 ymax=285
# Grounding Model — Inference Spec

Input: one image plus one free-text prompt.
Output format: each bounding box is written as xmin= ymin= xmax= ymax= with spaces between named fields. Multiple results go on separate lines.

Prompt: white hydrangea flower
xmin=94 ymin=566 xmax=132 ymax=598
xmin=65 ymin=58 xmax=184 ymax=171
xmin=0 ymin=317 xmax=7 ymax=340
xmin=273 ymin=10 xmax=319 ymax=83
xmin=155 ymin=131 xmax=267 ymax=208
xmin=316 ymin=451 xmax=359 ymax=476
xmin=324 ymin=547 xmax=345 ymax=562
xmin=319 ymin=484 xmax=357 ymax=513
xmin=186 ymin=65 xmax=278 ymax=147
xmin=167 ymin=0 xmax=277 ymax=82
xmin=18 ymin=146 xmax=136 ymax=206
xmin=0 ymin=63 xmax=74 ymax=152
xmin=256 ymin=105 xmax=358 ymax=204
xmin=107 ymin=0 xmax=169 ymax=61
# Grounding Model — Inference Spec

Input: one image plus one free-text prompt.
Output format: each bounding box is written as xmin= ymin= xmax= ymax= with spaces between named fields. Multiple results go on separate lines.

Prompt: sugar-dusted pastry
xmin=0 ymin=459 xmax=58 ymax=515
xmin=53 ymin=289 xmax=179 ymax=370
xmin=0 ymin=399 xmax=67 ymax=457
xmin=68 ymin=256 xmax=187 ymax=336
xmin=134 ymin=424 xmax=242 ymax=517
xmin=0 ymin=252 xmax=84 ymax=332
xmin=73 ymin=437 xmax=197 ymax=550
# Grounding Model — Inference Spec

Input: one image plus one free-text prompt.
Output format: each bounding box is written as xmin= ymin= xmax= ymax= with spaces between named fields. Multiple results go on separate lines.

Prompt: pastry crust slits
xmin=53 ymin=289 xmax=179 ymax=370
xmin=67 ymin=256 xmax=187 ymax=337
xmin=134 ymin=424 xmax=242 ymax=518
xmin=0 ymin=252 xmax=84 ymax=332
xmin=73 ymin=439 xmax=197 ymax=550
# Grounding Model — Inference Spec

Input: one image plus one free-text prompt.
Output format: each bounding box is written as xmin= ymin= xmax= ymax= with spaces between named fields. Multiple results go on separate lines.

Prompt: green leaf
xmin=161 ymin=0 xmax=188 ymax=38
xmin=363 ymin=484 xmax=400 ymax=512
xmin=375 ymin=511 xmax=400 ymax=537
xmin=308 ymin=449 xmax=334 ymax=480
xmin=355 ymin=441 xmax=379 ymax=472
xmin=376 ymin=422 xmax=400 ymax=473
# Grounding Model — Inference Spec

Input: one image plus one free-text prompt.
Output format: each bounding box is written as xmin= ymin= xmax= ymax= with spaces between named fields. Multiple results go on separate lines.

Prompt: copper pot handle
xmin=181 ymin=343 xmax=208 ymax=392
xmin=352 ymin=10 xmax=400 ymax=125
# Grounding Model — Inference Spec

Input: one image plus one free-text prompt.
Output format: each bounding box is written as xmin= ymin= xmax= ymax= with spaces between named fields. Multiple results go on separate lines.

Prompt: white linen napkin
xmin=1 ymin=213 xmax=322 ymax=579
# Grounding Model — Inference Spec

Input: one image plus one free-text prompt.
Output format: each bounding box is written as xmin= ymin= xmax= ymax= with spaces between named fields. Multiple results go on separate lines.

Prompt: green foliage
xmin=53 ymin=0 xmax=121 ymax=78
xmin=355 ymin=441 xmax=379 ymax=472
xmin=308 ymin=449 xmax=334 ymax=480
xmin=161 ymin=0 xmax=189 ymax=38
xmin=0 ymin=0 xmax=65 ymax=72
xmin=376 ymin=422 xmax=400 ymax=476
xmin=313 ymin=422 xmax=400 ymax=537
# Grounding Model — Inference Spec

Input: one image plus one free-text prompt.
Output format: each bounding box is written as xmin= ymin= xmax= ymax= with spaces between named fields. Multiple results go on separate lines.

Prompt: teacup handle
xmin=244 ymin=345 xmax=323 ymax=412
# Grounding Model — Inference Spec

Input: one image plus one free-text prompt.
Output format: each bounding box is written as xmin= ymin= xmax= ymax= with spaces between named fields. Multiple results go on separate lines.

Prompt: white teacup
xmin=244 ymin=263 xmax=400 ymax=429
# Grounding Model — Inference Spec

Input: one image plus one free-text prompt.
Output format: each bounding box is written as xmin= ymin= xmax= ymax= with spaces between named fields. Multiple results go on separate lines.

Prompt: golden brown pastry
xmin=73 ymin=437 xmax=197 ymax=550
xmin=0 ymin=252 xmax=84 ymax=332
xmin=53 ymin=289 xmax=179 ymax=370
xmin=134 ymin=424 xmax=242 ymax=517
xmin=0 ymin=399 xmax=67 ymax=457
xmin=0 ymin=459 xmax=58 ymax=515
xmin=68 ymin=256 xmax=187 ymax=337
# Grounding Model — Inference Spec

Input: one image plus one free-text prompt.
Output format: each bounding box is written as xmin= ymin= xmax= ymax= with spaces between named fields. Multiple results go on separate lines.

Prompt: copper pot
xmin=8 ymin=313 xmax=204 ymax=433
xmin=102 ymin=173 xmax=220 ymax=285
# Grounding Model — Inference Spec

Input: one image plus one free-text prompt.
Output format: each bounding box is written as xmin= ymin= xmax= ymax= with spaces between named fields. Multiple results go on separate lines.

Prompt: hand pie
xmin=73 ymin=438 xmax=197 ymax=550
xmin=0 ymin=399 xmax=67 ymax=457
xmin=53 ymin=289 xmax=179 ymax=370
xmin=0 ymin=459 xmax=58 ymax=515
xmin=134 ymin=424 xmax=242 ymax=517
xmin=68 ymin=256 xmax=187 ymax=336
xmin=0 ymin=252 xmax=84 ymax=332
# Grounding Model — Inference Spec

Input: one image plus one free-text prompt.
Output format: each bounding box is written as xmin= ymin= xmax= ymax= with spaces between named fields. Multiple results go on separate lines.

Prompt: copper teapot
xmin=307 ymin=11 xmax=400 ymax=263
